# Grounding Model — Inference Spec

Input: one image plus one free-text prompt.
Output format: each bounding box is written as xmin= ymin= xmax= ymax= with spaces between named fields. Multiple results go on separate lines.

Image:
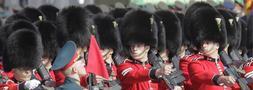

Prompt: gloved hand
xmin=217 ymin=75 xmax=236 ymax=87
xmin=24 ymin=79 xmax=41 ymax=90
xmin=155 ymin=63 xmax=174 ymax=78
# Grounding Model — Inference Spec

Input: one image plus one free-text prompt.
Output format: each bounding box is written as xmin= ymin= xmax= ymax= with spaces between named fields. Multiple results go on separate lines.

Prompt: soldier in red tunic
xmin=154 ymin=10 xmax=184 ymax=90
xmin=179 ymin=2 xmax=214 ymax=90
xmin=182 ymin=3 xmax=239 ymax=90
xmin=1 ymin=29 xmax=43 ymax=90
xmin=93 ymin=13 xmax=123 ymax=89
xmin=242 ymin=10 xmax=253 ymax=89
xmin=117 ymin=9 xmax=173 ymax=90
xmin=34 ymin=20 xmax=59 ymax=87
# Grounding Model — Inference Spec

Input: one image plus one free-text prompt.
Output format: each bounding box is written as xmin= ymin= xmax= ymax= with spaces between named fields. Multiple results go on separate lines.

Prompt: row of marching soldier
xmin=0 ymin=1 xmax=253 ymax=90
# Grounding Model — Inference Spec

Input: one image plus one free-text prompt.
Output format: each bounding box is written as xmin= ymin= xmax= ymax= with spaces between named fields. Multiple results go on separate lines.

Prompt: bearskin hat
xmin=153 ymin=15 xmax=166 ymax=53
xmin=0 ymin=26 xmax=8 ymax=56
xmin=57 ymin=6 xmax=91 ymax=48
xmin=1 ymin=20 xmax=38 ymax=49
xmin=3 ymin=29 xmax=43 ymax=72
xmin=38 ymin=5 xmax=59 ymax=21
xmin=109 ymin=8 xmax=128 ymax=19
xmin=247 ymin=13 xmax=253 ymax=50
xmin=184 ymin=2 xmax=213 ymax=49
xmin=120 ymin=9 xmax=158 ymax=48
xmin=35 ymin=21 xmax=58 ymax=60
xmin=175 ymin=12 xmax=189 ymax=46
xmin=5 ymin=14 xmax=30 ymax=25
xmin=218 ymin=9 xmax=241 ymax=51
xmin=18 ymin=7 xmax=45 ymax=22
xmin=0 ymin=20 xmax=38 ymax=57
xmin=187 ymin=6 xmax=227 ymax=50
xmin=238 ymin=17 xmax=248 ymax=54
xmin=84 ymin=5 xmax=102 ymax=15
xmin=155 ymin=10 xmax=182 ymax=57
xmin=93 ymin=14 xmax=122 ymax=50
xmin=7 ymin=20 xmax=38 ymax=34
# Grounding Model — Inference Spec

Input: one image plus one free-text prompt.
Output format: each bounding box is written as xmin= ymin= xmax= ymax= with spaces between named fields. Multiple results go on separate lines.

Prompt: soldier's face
xmin=13 ymin=68 xmax=32 ymax=82
xmin=201 ymin=41 xmax=219 ymax=57
xmin=130 ymin=43 xmax=150 ymax=62
xmin=100 ymin=48 xmax=113 ymax=63
xmin=42 ymin=57 xmax=52 ymax=69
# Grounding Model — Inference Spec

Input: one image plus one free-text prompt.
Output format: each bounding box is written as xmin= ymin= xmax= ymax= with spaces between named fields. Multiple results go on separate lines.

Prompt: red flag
xmin=86 ymin=35 xmax=109 ymax=79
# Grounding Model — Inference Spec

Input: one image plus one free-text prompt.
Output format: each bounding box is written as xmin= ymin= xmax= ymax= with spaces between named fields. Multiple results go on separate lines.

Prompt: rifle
xmin=36 ymin=64 xmax=52 ymax=84
xmin=219 ymin=51 xmax=250 ymax=90
xmin=148 ymin=49 xmax=185 ymax=89
xmin=229 ymin=49 xmax=248 ymax=67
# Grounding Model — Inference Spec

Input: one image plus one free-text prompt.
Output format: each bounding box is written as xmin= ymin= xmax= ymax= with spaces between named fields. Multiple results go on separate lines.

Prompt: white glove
xmin=24 ymin=79 xmax=41 ymax=90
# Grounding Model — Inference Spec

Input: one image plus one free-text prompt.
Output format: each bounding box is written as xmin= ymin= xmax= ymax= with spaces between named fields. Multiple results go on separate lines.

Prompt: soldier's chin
xmin=131 ymin=54 xmax=140 ymax=59
xmin=132 ymin=55 xmax=144 ymax=61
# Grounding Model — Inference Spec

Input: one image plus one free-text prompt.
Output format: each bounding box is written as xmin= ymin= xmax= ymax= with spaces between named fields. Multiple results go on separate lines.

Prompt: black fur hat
xmin=94 ymin=14 xmax=122 ymax=50
xmin=84 ymin=5 xmax=102 ymax=15
xmin=188 ymin=6 xmax=227 ymax=50
xmin=0 ymin=20 xmax=38 ymax=48
xmin=0 ymin=20 xmax=38 ymax=57
xmin=5 ymin=14 xmax=30 ymax=24
xmin=155 ymin=10 xmax=182 ymax=57
xmin=238 ymin=17 xmax=248 ymax=54
xmin=57 ymin=6 xmax=91 ymax=48
xmin=3 ymin=29 xmax=43 ymax=72
xmin=35 ymin=21 xmax=58 ymax=60
xmin=184 ymin=2 xmax=213 ymax=49
xmin=247 ymin=13 xmax=253 ymax=50
xmin=109 ymin=8 xmax=128 ymax=19
xmin=218 ymin=9 xmax=241 ymax=51
xmin=175 ymin=12 xmax=189 ymax=46
xmin=120 ymin=9 xmax=157 ymax=48
xmin=7 ymin=20 xmax=38 ymax=34
xmin=154 ymin=15 xmax=166 ymax=53
xmin=38 ymin=5 xmax=59 ymax=21
xmin=18 ymin=7 xmax=45 ymax=22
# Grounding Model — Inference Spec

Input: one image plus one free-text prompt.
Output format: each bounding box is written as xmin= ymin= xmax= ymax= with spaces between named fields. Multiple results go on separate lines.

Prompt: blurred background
xmin=0 ymin=0 xmax=252 ymax=18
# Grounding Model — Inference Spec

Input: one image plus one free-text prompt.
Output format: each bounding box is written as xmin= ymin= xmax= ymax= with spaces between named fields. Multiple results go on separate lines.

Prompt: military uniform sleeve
xmin=117 ymin=63 xmax=154 ymax=84
xmin=0 ymin=73 xmax=20 ymax=90
xmin=243 ymin=61 xmax=253 ymax=89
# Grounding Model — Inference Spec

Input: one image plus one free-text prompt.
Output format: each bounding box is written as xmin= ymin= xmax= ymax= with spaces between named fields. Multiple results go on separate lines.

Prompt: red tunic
xmin=179 ymin=54 xmax=200 ymax=90
xmin=0 ymin=71 xmax=19 ymax=90
xmin=188 ymin=54 xmax=239 ymax=90
xmin=243 ymin=59 xmax=253 ymax=89
xmin=0 ymin=63 xmax=3 ymax=70
xmin=117 ymin=59 xmax=158 ymax=90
